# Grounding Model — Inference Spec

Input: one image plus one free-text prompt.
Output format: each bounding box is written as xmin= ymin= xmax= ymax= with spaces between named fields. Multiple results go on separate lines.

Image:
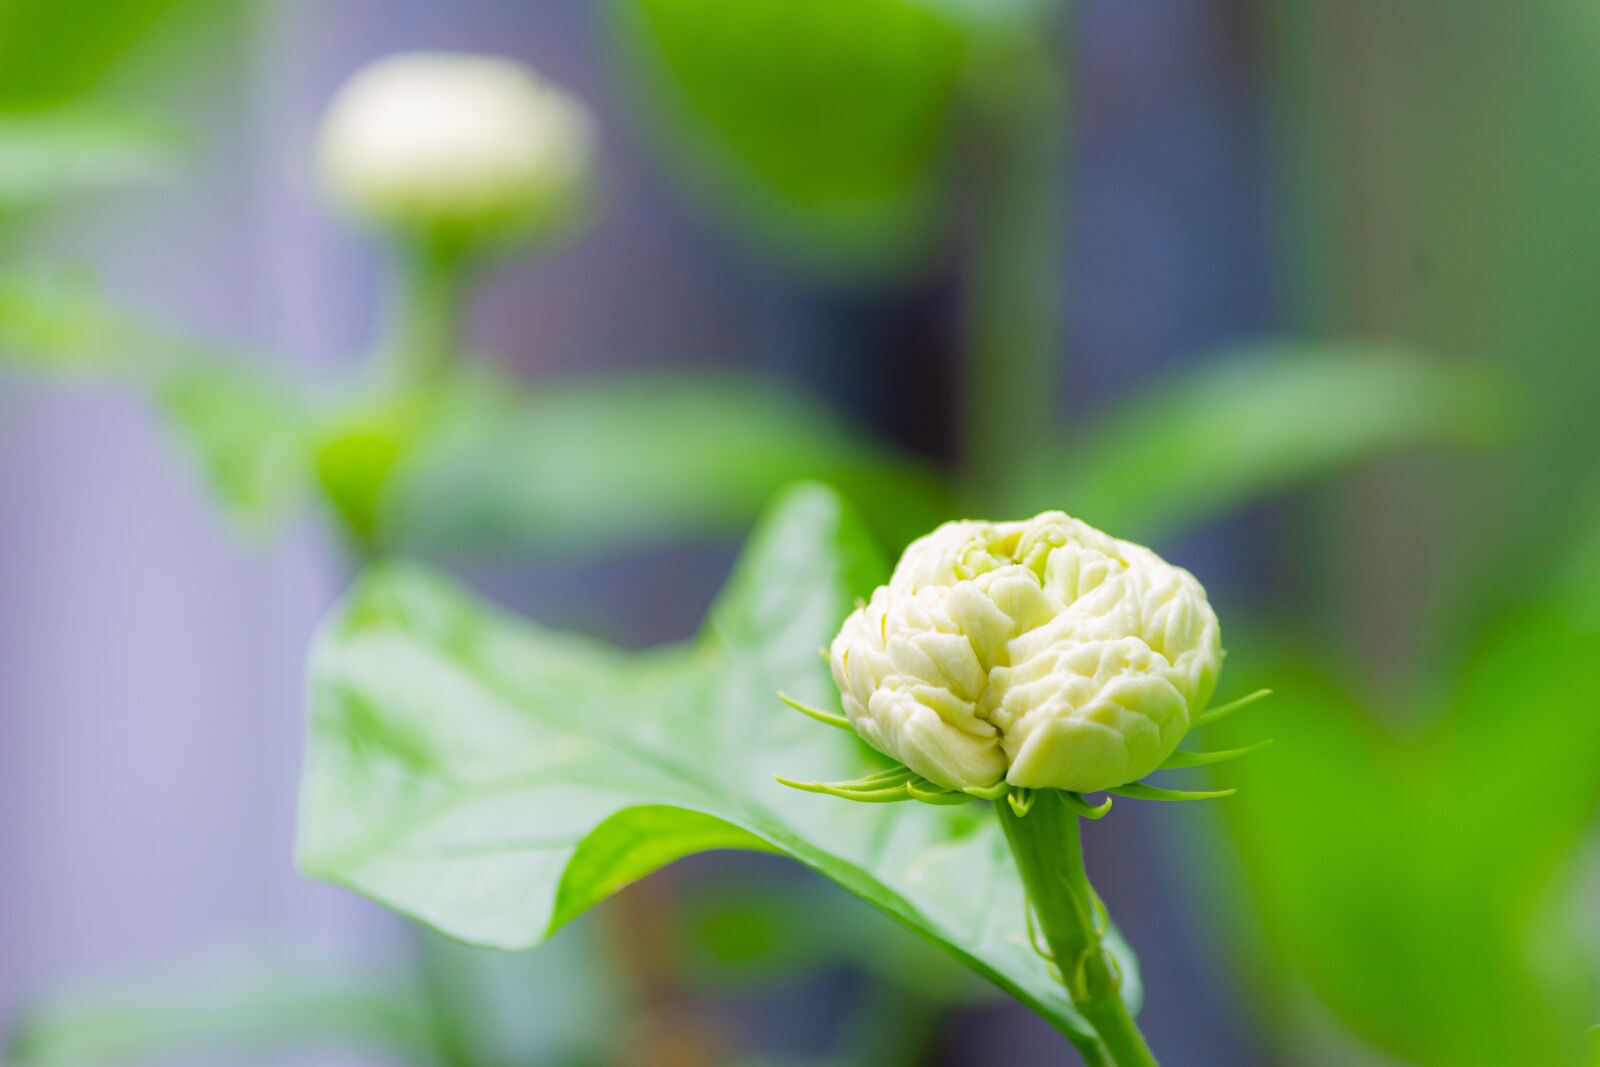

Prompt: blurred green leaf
xmin=313 ymin=389 xmax=437 ymax=553
xmin=607 ymin=0 xmax=967 ymax=272
xmin=0 ymin=108 xmax=178 ymax=213
xmin=1215 ymin=541 xmax=1600 ymax=1067
xmin=296 ymin=484 xmax=1136 ymax=1057
xmin=0 ymin=270 xmax=174 ymax=375
xmin=5 ymin=949 xmax=441 ymax=1067
xmin=384 ymin=371 xmax=950 ymax=557
xmin=155 ymin=361 xmax=309 ymax=532
xmin=0 ymin=272 xmax=309 ymax=532
xmin=676 ymin=879 xmax=986 ymax=1005
xmin=1022 ymin=344 xmax=1504 ymax=540
xmin=0 ymin=272 xmax=945 ymax=553
xmin=0 ymin=0 xmax=213 ymax=106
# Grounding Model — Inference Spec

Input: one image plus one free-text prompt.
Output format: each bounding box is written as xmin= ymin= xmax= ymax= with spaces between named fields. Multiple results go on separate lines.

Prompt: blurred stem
xmin=388 ymin=235 xmax=471 ymax=386
xmin=960 ymin=15 xmax=1070 ymax=510
xmin=997 ymin=791 xmax=1158 ymax=1067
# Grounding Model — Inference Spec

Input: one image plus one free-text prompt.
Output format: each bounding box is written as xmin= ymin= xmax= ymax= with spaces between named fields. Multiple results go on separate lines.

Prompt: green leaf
xmin=0 ymin=0 xmax=200 ymax=106
xmin=0 ymin=108 xmax=178 ymax=213
xmin=0 ymin=272 xmax=309 ymax=532
xmin=0 ymin=270 xmax=175 ymax=376
xmin=4 ymin=949 xmax=440 ymax=1067
xmin=383 ymin=371 xmax=950 ymax=557
xmin=1019 ymin=344 xmax=1505 ymax=540
xmin=297 ymin=483 xmax=1138 ymax=1054
xmin=605 ymin=0 xmax=967 ymax=273
xmin=155 ymin=360 xmax=309 ymax=532
xmin=1216 ymin=595 xmax=1600 ymax=1067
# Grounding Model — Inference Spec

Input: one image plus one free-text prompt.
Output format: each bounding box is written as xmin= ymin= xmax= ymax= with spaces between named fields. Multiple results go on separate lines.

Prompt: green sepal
xmin=905 ymin=779 xmax=971 ymax=805
xmin=1061 ymin=791 xmax=1113 ymax=820
xmin=1193 ymin=688 xmax=1272 ymax=728
xmin=774 ymin=765 xmax=918 ymax=803
xmin=962 ymin=781 xmax=1012 ymax=800
xmin=776 ymin=691 xmax=853 ymax=731
xmin=1108 ymin=782 xmax=1236 ymax=803
xmin=773 ymin=779 xmax=915 ymax=803
xmin=1158 ymin=738 xmax=1275 ymax=770
xmin=1007 ymin=789 xmax=1037 ymax=817
xmin=776 ymin=765 xmax=974 ymax=807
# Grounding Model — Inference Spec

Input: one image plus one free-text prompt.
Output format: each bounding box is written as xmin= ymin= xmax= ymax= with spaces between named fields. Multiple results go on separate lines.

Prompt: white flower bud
xmin=830 ymin=513 xmax=1222 ymax=793
xmin=317 ymin=52 xmax=592 ymax=244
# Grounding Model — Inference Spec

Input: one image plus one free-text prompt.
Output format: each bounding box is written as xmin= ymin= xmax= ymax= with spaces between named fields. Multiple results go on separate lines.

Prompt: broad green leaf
xmin=1020 ymin=344 xmax=1503 ymax=540
xmin=4 ymin=949 xmax=440 ymax=1067
xmin=1216 ymin=599 xmax=1600 ymax=1067
xmin=0 ymin=108 xmax=178 ymax=213
xmin=606 ymin=0 xmax=966 ymax=273
xmin=383 ymin=372 xmax=950 ymax=557
xmin=0 ymin=0 xmax=199 ymax=105
xmin=297 ymin=484 xmax=1136 ymax=1055
xmin=0 ymin=272 xmax=310 ymax=531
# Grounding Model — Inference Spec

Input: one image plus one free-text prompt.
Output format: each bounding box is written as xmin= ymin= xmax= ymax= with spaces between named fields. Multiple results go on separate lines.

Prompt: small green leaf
xmin=297 ymin=483 xmax=1137 ymax=1054
xmin=1018 ymin=345 xmax=1505 ymax=540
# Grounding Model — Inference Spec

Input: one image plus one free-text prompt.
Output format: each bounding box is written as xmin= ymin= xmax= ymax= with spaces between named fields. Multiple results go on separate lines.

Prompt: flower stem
xmin=996 ymin=790 xmax=1160 ymax=1067
xmin=387 ymin=235 xmax=470 ymax=386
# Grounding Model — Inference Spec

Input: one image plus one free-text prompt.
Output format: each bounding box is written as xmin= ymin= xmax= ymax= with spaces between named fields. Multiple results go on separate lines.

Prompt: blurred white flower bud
xmin=830 ymin=513 xmax=1222 ymax=793
xmin=317 ymin=52 xmax=592 ymax=245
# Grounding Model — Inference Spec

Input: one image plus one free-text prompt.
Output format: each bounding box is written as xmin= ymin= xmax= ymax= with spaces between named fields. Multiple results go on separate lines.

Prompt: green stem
xmin=996 ymin=790 xmax=1159 ymax=1067
xmin=387 ymin=236 xmax=470 ymax=386
xmin=960 ymin=17 xmax=1070 ymax=511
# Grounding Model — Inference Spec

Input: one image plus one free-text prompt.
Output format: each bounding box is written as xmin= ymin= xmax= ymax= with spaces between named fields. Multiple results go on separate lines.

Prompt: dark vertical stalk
xmin=960 ymin=11 xmax=1071 ymax=512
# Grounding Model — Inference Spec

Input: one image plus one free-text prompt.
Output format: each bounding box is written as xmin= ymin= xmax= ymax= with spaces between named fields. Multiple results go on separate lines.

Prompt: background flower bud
xmin=316 ymin=52 xmax=593 ymax=246
xmin=830 ymin=513 xmax=1222 ymax=792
